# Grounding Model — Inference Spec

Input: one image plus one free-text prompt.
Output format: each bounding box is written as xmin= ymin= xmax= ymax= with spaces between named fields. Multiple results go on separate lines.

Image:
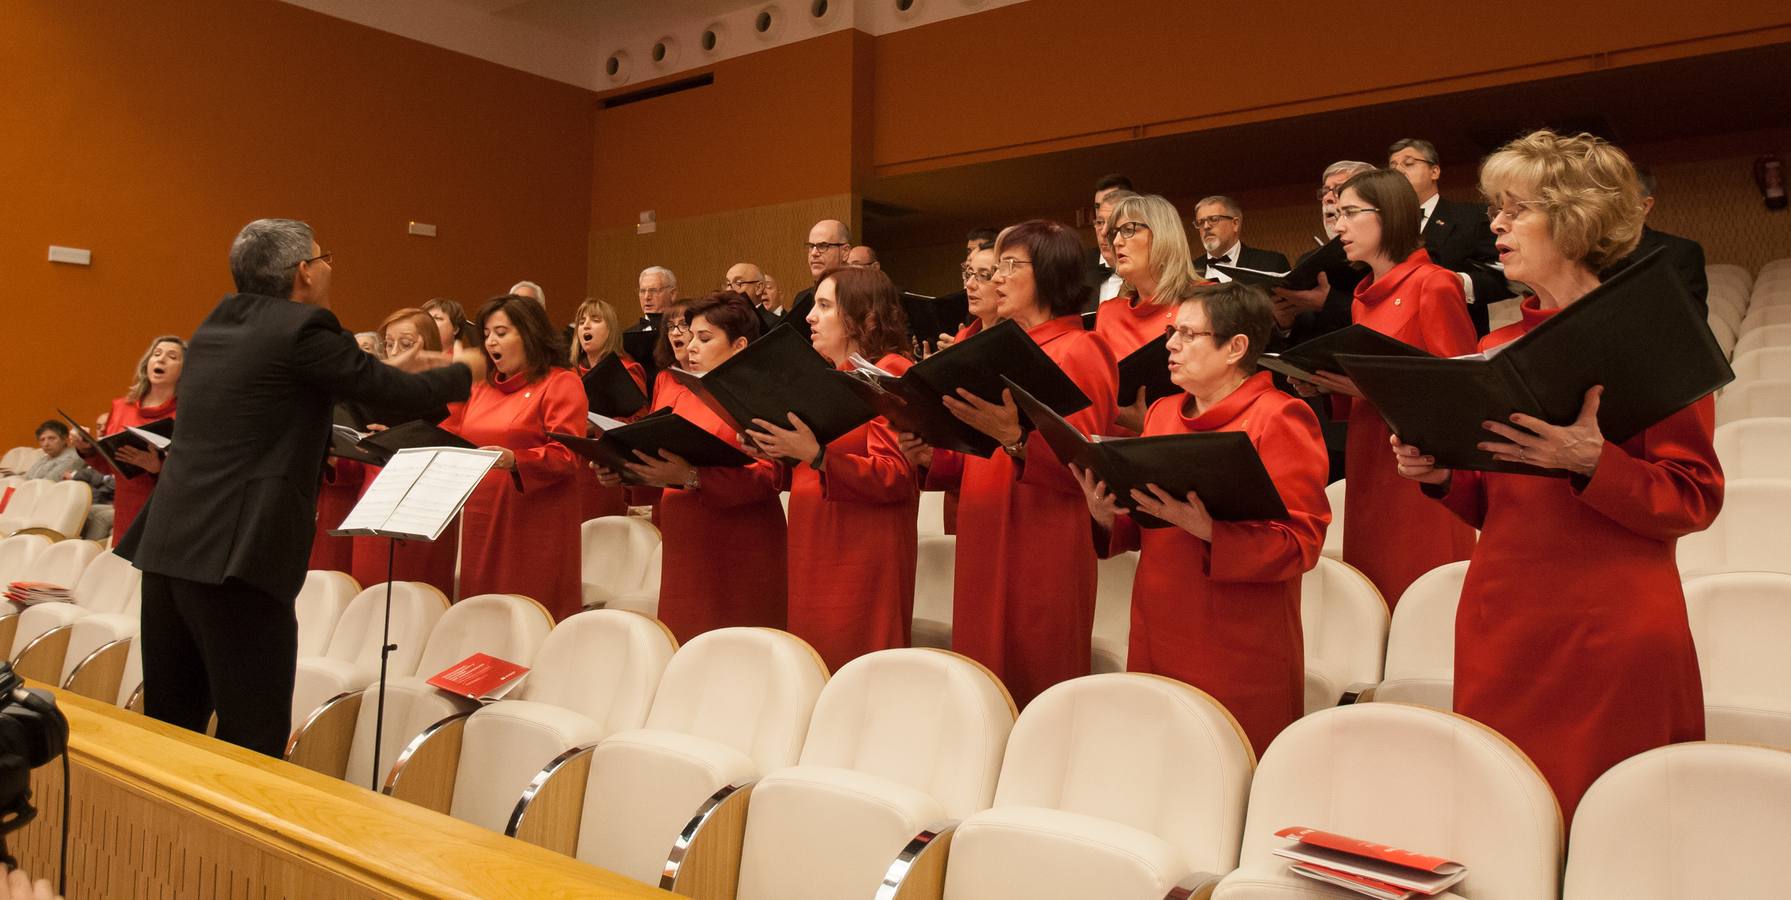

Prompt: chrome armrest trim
xmin=381 ymin=709 xmax=476 ymax=794
xmin=1165 ymin=870 xmax=1222 ymax=900
xmin=873 ymin=819 xmax=958 ymax=900
xmin=12 ymin=622 xmax=75 ymax=663
xmin=504 ymin=742 xmax=599 ymax=837
xmin=283 ymin=689 xmax=363 ymax=760
xmin=60 ymin=636 xmax=131 ymax=689
xmin=659 ymin=778 xmax=757 ymax=890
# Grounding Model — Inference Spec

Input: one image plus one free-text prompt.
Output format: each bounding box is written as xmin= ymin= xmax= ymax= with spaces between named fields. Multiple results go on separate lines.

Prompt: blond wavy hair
xmin=1107 ymin=193 xmax=1200 ymax=305
xmin=1478 ymin=129 xmax=1646 ymax=271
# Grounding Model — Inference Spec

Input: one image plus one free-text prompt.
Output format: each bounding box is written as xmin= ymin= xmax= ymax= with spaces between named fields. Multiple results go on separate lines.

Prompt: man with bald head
xmin=787 ymin=218 xmax=851 ymax=338
xmin=845 ymin=245 xmax=880 ymax=269
xmin=726 ymin=262 xmax=770 ymax=309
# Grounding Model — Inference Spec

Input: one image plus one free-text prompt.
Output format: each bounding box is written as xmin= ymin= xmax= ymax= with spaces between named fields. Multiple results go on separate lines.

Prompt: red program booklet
xmin=1273 ymin=826 xmax=1466 ymax=898
xmin=427 ymin=652 xmax=529 ymax=701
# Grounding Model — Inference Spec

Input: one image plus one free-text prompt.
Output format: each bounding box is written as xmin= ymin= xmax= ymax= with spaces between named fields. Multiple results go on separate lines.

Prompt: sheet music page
xmin=589 ymin=412 xmax=628 ymax=431
xmin=335 ymin=449 xmax=435 ymax=534
xmin=379 ymin=447 xmax=501 ymax=540
xmin=126 ymin=426 xmax=172 ymax=449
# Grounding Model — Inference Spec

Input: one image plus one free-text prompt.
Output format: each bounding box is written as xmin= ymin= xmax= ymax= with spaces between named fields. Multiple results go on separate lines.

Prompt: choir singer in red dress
xmin=74 ymin=335 xmax=184 ymax=546
xmin=603 ymin=293 xmax=787 ymax=642
xmin=1294 ymin=168 xmax=1478 ymax=606
xmin=1075 ymin=281 xmax=1330 ymax=755
xmin=1391 ymin=130 xmax=1721 ymax=825
xmin=1096 ymin=194 xmax=1199 ymax=433
xmin=907 ymin=219 xmax=1119 ymax=707
xmin=441 ymin=295 xmax=587 ymax=619
xmin=570 ymin=297 xmax=647 ymax=520
xmin=747 ymin=266 xmax=919 ymax=670
xmin=910 ymin=242 xmax=1004 ymax=534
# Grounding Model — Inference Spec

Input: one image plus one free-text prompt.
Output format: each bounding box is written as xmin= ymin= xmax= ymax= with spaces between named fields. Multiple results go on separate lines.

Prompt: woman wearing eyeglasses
xmin=1075 ymin=281 xmax=1329 ymax=754
xmin=908 ymin=219 xmax=1119 ymax=707
xmin=912 ymin=241 xmax=1005 ymax=533
xmin=1391 ymin=131 xmax=1720 ymax=825
xmin=570 ymin=298 xmax=648 ymax=520
xmin=1294 ymin=168 xmax=1478 ymax=606
xmin=629 ymin=297 xmax=698 ymax=523
xmin=1096 ymin=194 xmax=1200 ymax=433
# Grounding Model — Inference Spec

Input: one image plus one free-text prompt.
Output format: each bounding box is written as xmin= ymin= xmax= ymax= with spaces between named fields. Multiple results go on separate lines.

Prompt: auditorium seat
xmin=6 ymin=539 xmax=104 ymax=677
xmin=605 ymin=542 xmax=662 ymax=618
xmin=1729 ymin=347 xmax=1791 ymax=386
xmin=1677 ymin=478 xmax=1791 ymax=577
xmin=1212 ymin=703 xmax=1561 ymax=900
xmin=1706 ymin=263 xmax=1753 ymax=298
xmin=942 ymin=674 xmax=1253 ymax=900
xmin=1713 ymin=418 xmax=1791 ymax=478
xmin=1682 ymin=572 xmax=1791 ymax=749
xmin=0 ymin=448 xmax=45 ymax=477
xmin=917 ymin=490 xmax=947 ymax=537
xmin=1090 ymin=550 xmax=1138 ymax=674
xmin=10 ymin=480 xmax=90 ymax=541
xmin=574 ymin=627 xmax=827 ymax=891
xmin=0 ymin=480 xmax=47 ymax=536
xmin=1708 ymin=313 xmax=1738 ymax=358
xmin=12 ymin=548 xmax=137 ymax=683
xmin=1716 ymin=379 xmax=1791 ymax=425
xmin=47 ymin=552 xmax=145 ymax=701
xmin=724 ymin=648 xmax=1014 ymax=900
xmin=1740 ymin=304 xmax=1791 ymax=335
xmin=1733 ymin=323 xmax=1791 ymax=359
xmin=349 ymin=593 xmax=554 ymax=792
xmin=296 ymin=570 xmax=360 ymax=656
xmin=284 ymin=581 xmax=449 ymax=768
xmin=1564 ymin=742 xmax=1791 ymax=899
xmin=1368 ymin=560 xmax=1469 ymax=709
xmin=0 ymin=533 xmax=50 ymax=649
xmin=580 ymin=516 xmax=660 ymax=609
xmin=911 ymin=535 xmax=954 ymax=650
xmin=1299 ymin=557 xmax=1388 ymax=713
xmin=1321 ymin=479 xmax=1345 ymax=560
xmin=1709 ymin=287 xmax=1747 ymax=335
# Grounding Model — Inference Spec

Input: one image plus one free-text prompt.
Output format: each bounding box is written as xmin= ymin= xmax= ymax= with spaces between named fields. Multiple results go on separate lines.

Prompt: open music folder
xmin=1213 ymin=235 xmax=1347 ymax=291
xmin=1116 ymin=332 xmax=1177 ymax=406
xmin=1256 ymin=325 xmax=1430 ymax=384
xmin=581 ymin=352 xmax=650 ymax=419
xmin=1005 ymin=378 xmax=1288 ymax=528
xmin=549 ymin=410 xmax=754 ymax=485
xmin=330 ymin=447 xmax=500 ymax=541
xmin=58 ymin=409 xmax=175 ymax=479
xmin=667 ymin=323 xmax=879 ymax=452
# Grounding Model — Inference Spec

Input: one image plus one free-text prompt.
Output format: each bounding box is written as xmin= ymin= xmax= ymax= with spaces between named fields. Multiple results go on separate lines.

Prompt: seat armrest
xmin=12 ymin=527 xmax=72 ymax=543
xmin=876 ymin=821 xmax=957 ymax=900
xmin=12 ymin=624 xmax=73 ymax=684
xmin=284 ymin=690 xmax=364 ymax=778
xmin=383 ymin=711 xmax=473 ymax=813
xmin=1340 ymin=682 xmax=1378 ymax=704
xmin=1166 ymin=871 xmax=1222 ymax=900
xmin=662 ymin=779 xmax=755 ymax=899
xmin=507 ymin=743 xmax=598 ymax=854
xmin=61 ymin=637 xmax=131 ymax=703
xmin=0 ymin=611 xmax=18 ymax=662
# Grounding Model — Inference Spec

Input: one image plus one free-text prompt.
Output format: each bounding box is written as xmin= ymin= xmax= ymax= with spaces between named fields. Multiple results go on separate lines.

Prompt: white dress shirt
xmin=1202 ymin=243 xmax=1240 ymax=282
xmin=1417 ymin=192 xmax=1476 ymax=305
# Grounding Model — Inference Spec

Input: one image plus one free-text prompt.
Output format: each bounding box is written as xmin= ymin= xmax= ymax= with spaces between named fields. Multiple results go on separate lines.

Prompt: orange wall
xmin=2 ymin=1 xmax=594 ymax=435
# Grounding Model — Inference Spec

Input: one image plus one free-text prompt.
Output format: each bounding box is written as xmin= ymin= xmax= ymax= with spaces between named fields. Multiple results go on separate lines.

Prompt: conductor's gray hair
xmin=230 ymin=218 xmax=314 ymax=298
xmin=639 ymin=266 xmax=678 ymax=289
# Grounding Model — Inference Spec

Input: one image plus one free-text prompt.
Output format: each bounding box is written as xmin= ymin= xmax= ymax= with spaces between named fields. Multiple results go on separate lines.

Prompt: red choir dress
xmin=933 ymin=318 xmax=988 ymax=536
xmin=629 ymin=369 xmax=693 ymax=524
xmin=1102 ymin=373 xmax=1331 ymax=754
xmin=928 ymin=315 xmax=1118 ymax=707
xmin=576 ymin=354 xmax=648 ymax=522
xmin=350 ymin=404 xmax=464 ymax=599
xmin=1433 ymin=298 xmax=1721 ymax=826
xmin=655 ymin=389 xmax=787 ymax=643
xmin=786 ymin=353 xmax=920 ymax=671
xmin=441 ymin=369 xmax=588 ymax=620
xmin=1094 ymin=293 xmax=1174 ymax=437
xmin=1339 ymin=250 xmax=1479 ymax=606
xmin=87 ymin=394 xmax=177 ymax=546
xmin=309 ymin=458 xmax=363 ymax=571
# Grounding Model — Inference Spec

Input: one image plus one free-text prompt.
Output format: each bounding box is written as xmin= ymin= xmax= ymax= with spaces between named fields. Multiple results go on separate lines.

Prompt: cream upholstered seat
xmin=439 ymin=609 xmax=676 ymax=834
xmin=296 ymin=570 xmax=360 ymax=657
xmin=0 ymin=448 xmax=46 ymax=476
xmin=1709 ymin=286 xmax=1746 ymax=333
xmin=1706 ymin=262 xmax=1752 ymax=296
xmin=576 ymin=627 xmax=827 ymax=890
xmin=1090 ymin=551 xmax=1138 ymax=674
xmin=731 ymin=648 xmax=1014 ymax=900
xmin=0 ymin=534 xmax=50 ymax=595
xmin=53 ymin=552 xmax=145 ymax=698
xmin=1733 ymin=323 xmax=1791 ymax=358
xmin=1213 ymin=703 xmax=1561 ymax=900
xmin=1682 ymin=572 xmax=1791 ymax=749
xmin=1320 ymin=479 xmax=1345 ymax=560
xmin=286 ymin=581 xmax=448 ymax=744
xmin=604 ymin=542 xmax=663 ymax=618
xmin=1677 ymin=478 xmax=1791 ymax=577
xmin=943 ymin=674 xmax=1254 ymax=900
xmin=1709 ymin=313 xmax=1738 ymax=358
xmin=1717 ymin=380 xmax=1791 ymax=425
xmin=916 ymin=491 xmax=947 ymax=537
xmin=348 ymin=593 xmax=554 ymax=791
xmin=1300 ymin=557 xmax=1387 ymax=712
xmin=13 ymin=480 xmax=90 ymax=540
xmin=911 ymin=535 xmax=955 ymax=650
xmin=1730 ymin=347 xmax=1791 ymax=386
xmin=117 ymin=633 xmax=144 ymax=709
xmin=1740 ymin=304 xmax=1791 ymax=335
xmin=1565 ymin=742 xmax=1791 ymax=899
xmin=1713 ymin=418 xmax=1791 ymax=478
xmin=580 ymin=516 xmax=660 ymax=609
xmin=0 ymin=480 xmax=47 ymax=536
xmin=1369 ymin=560 xmax=1469 ymax=709
xmin=7 ymin=540 xmax=106 ymax=677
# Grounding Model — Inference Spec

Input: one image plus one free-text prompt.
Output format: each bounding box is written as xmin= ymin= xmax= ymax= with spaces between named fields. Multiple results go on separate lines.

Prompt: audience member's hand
xmin=1390 ymin=433 xmax=1451 ymax=485
xmin=116 ymin=445 xmax=163 ymax=474
xmin=1072 ymin=465 xmax=1120 ymax=531
xmin=897 ymin=433 xmax=933 ymax=470
xmin=1271 ymin=272 xmax=1330 ymax=313
xmin=1131 ymin=483 xmax=1214 ymax=540
xmin=5 ymin=866 xmax=59 ymax=900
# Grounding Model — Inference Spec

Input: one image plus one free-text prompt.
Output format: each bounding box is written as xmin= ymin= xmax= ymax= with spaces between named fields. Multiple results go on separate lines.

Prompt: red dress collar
xmin=137 ymin=394 xmax=177 ymax=419
xmin=1180 ymin=370 xmax=1275 ymax=431
xmin=490 ymin=369 xmax=537 ymax=394
xmin=1027 ymin=315 xmax=1086 ymax=345
xmin=1355 ymin=249 xmax=1437 ymax=307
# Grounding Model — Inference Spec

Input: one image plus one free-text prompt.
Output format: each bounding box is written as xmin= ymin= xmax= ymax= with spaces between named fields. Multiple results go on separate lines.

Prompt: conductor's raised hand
xmin=1071 ymin=464 xmax=1120 ymax=530
xmin=1479 ymin=385 xmax=1606 ymax=477
xmin=1389 ymin=433 xmax=1450 ymax=485
xmin=1130 ymin=483 xmax=1214 ymax=540
xmin=942 ymin=387 xmax=1023 ymax=445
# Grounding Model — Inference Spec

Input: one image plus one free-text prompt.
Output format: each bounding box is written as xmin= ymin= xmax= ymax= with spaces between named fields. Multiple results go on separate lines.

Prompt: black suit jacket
xmin=1082 ymin=247 xmax=1113 ymax=313
xmin=787 ymin=287 xmax=817 ymax=339
xmin=118 ymin=293 xmax=471 ymax=601
xmin=1606 ymin=226 xmax=1708 ymax=318
xmin=1421 ymin=197 xmax=1508 ymax=335
xmin=1235 ymin=244 xmax=1291 ymax=273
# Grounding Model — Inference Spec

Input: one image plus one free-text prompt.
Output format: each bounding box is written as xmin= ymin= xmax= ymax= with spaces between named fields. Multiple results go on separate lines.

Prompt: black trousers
xmin=139 ymin=572 xmax=297 ymax=757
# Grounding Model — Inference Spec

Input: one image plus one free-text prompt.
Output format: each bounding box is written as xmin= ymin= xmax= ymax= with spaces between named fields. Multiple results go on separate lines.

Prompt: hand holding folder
xmin=550 ymin=410 xmax=752 ymax=486
xmin=667 ymin=324 xmax=879 ymax=459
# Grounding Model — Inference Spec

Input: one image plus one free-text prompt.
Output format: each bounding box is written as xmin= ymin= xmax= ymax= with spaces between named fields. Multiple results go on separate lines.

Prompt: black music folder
xmin=1116 ymin=333 xmax=1177 ymax=406
xmin=550 ymin=410 xmax=753 ymax=484
xmin=1213 ymin=236 xmax=1347 ymax=291
xmin=59 ymin=410 xmax=174 ymax=479
xmin=582 ymin=352 xmax=649 ymax=418
xmin=667 ymin=324 xmax=879 ymax=453
xmin=846 ymin=318 xmax=1093 ymax=458
xmin=1335 ymin=250 xmax=1732 ymax=476
xmin=1005 ymin=380 xmax=1288 ymax=527
xmin=1257 ymin=325 xmax=1430 ymax=383
xmin=331 ymin=420 xmax=475 ymax=467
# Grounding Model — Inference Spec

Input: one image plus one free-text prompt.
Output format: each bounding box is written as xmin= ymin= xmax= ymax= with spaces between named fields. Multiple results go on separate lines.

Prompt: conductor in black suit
xmin=1390 ymin=139 xmax=1510 ymax=335
xmin=118 ymin=218 xmax=485 ymax=756
xmin=1605 ymin=167 xmax=1708 ymax=316
xmin=1192 ymin=196 xmax=1290 ymax=280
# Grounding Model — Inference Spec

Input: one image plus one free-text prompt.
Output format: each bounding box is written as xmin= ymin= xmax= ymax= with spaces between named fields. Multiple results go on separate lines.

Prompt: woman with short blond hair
xmin=1096 ymin=194 xmax=1200 ymax=432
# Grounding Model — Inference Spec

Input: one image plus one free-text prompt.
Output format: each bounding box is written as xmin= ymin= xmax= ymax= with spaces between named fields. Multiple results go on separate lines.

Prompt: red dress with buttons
xmin=1435 ymin=298 xmax=1720 ymax=825
xmin=441 ymin=369 xmax=588 ymax=620
xmin=575 ymin=353 xmax=648 ymax=522
xmin=91 ymin=395 xmax=177 ymax=547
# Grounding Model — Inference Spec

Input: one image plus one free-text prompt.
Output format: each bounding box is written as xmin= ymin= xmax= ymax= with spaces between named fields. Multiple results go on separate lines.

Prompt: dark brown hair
xmin=378 ymin=307 xmax=443 ymax=354
xmin=997 ymin=219 xmax=1088 ymax=318
xmin=1182 ymin=281 xmax=1275 ymax=371
xmin=1339 ymin=168 xmax=1424 ymax=266
xmin=816 ymin=266 xmax=912 ymax=363
xmin=653 ymin=297 xmax=693 ymax=370
xmin=421 ymin=297 xmax=480 ymax=348
xmin=682 ymin=291 xmax=762 ymax=345
xmin=475 ymin=294 xmax=564 ymax=383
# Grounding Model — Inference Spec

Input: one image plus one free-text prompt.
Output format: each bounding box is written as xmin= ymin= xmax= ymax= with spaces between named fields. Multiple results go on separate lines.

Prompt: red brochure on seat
xmin=1272 ymin=826 xmax=1466 ymax=897
xmin=426 ymin=652 xmax=529 ymax=701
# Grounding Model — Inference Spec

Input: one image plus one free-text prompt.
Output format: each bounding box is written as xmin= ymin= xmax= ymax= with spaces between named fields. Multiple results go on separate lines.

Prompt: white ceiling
xmin=282 ymin=0 xmax=1027 ymax=92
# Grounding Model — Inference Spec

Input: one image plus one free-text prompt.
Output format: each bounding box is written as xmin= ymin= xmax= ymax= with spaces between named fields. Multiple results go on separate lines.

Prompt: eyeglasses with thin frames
xmin=1333 ymin=206 xmax=1380 ymax=222
xmin=995 ymin=258 xmax=1032 ymax=276
xmin=286 ymin=251 xmax=332 ymax=270
xmin=1193 ymin=215 xmax=1237 ymax=228
xmin=961 ymin=267 xmax=995 ymax=285
xmin=1164 ymin=325 xmax=1218 ymax=343
xmin=1486 ymin=200 xmax=1547 ymax=223
xmin=804 ymin=242 xmax=849 ymax=254
xmin=724 ymin=278 xmax=763 ymax=289
xmin=1107 ymin=221 xmax=1150 ymax=244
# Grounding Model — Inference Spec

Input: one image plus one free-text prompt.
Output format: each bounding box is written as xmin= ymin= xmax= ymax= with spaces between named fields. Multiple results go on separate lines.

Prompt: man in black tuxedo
xmin=1083 ymin=175 xmax=1134 ymax=312
xmin=1389 ymin=138 xmax=1509 ymax=335
xmin=623 ymin=265 xmax=677 ymax=384
xmin=1605 ymin=167 xmax=1708 ymax=316
xmin=1193 ymin=196 xmax=1289 ymax=281
xmin=118 ymin=218 xmax=483 ymax=756
xmin=787 ymin=218 xmax=852 ymax=339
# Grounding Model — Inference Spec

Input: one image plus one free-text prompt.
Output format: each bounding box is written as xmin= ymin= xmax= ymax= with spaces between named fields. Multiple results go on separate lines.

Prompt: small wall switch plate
xmin=408 ymin=222 xmax=437 ymax=237
xmin=49 ymin=246 xmax=92 ymax=265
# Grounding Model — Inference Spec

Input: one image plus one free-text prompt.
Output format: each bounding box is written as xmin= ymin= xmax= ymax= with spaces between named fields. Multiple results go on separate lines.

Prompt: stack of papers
xmin=1273 ymin=826 xmax=1467 ymax=899
xmin=5 ymin=582 xmax=73 ymax=606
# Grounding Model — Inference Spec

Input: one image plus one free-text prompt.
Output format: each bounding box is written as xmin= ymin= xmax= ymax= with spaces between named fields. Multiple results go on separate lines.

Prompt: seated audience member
xmin=1076 ymin=281 xmax=1329 ymax=754
xmin=1604 ymin=166 xmax=1708 ymax=315
xmin=748 ymin=266 xmax=918 ymax=670
xmin=509 ymin=279 xmax=546 ymax=309
xmin=1086 ymin=190 xmax=1138 ymax=310
xmin=25 ymin=422 xmax=82 ymax=482
xmin=1193 ymin=195 xmax=1290 ymax=280
xmin=1392 ymin=130 xmax=1720 ymax=825
xmin=66 ymin=464 xmax=116 ymax=541
xmin=441 ymin=296 xmax=587 ymax=620
xmin=570 ymin=297 xmax=647 ymax=519
xmin=354 ymin=331 xmax=379 ymax=355
xmin=69 ymin=335 xmax=184 ymax=545
xmin=1389 ymin=137 xmax=1510 ymax=335
xmin=788 ymin=219 xmax=853 ymax=337
xmin=422 ymin=297 xmax=480 ymax=349
xmin=600 ymin=293 xmax=786 ymax=642
xmin=1097 ymin=193 xmax=1199 ymax=432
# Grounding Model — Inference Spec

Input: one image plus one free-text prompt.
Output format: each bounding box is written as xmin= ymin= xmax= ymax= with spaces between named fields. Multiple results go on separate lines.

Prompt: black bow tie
xmin=1200 ymin=256 xmax=1227 ymax=269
